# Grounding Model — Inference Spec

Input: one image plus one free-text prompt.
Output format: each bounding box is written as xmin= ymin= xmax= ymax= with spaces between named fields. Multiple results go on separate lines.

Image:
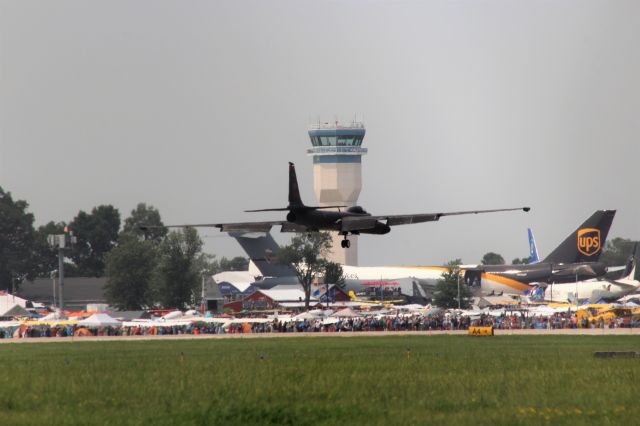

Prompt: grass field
xmin=1 ymin=336 xmax=639 ymax=425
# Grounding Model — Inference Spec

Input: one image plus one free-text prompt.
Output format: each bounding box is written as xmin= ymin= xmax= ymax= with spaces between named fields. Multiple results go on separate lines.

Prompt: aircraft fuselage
xmin=288 ymin=208 xmax=391 ymax=235
xmin=479 ymin=262 xmax=608 ymax=285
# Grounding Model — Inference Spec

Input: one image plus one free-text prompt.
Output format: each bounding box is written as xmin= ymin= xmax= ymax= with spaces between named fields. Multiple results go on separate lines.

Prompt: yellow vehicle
xmin=576 ymin=304 xmax=632 ymax=327
xmin=347 ymin=291 xmax=403 ymax=308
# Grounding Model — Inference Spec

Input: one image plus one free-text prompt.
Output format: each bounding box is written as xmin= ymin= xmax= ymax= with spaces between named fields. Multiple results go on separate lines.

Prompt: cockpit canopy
xmin=347 ymin=206 xmax=368 ymax=214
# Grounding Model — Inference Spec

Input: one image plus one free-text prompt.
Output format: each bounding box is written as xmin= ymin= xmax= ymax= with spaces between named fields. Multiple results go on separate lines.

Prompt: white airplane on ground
xmin=530 ymin=245 xmax=639 ymax=303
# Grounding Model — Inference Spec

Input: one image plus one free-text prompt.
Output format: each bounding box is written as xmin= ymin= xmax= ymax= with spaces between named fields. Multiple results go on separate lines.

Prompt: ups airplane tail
xmin=245 ymin=163 xmax=345 ymax=213
xmin=543 ymin=210 xmax=616 ymax=264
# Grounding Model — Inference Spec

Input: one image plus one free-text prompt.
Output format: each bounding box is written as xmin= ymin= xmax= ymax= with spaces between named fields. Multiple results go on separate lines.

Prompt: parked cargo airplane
xmin=227 ymin=210 xmax=616 ymax=297
xmin=142 ymin=162 xmax=529 ymax=248
xmin=530 ymin=244 xmax=639 ymax=303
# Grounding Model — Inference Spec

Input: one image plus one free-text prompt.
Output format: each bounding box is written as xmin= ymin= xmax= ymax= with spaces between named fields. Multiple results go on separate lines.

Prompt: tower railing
xmin=308 ymin=121 xmax=365 ymax=130
xmin=307 ymin=146 xmax=368 ymax=155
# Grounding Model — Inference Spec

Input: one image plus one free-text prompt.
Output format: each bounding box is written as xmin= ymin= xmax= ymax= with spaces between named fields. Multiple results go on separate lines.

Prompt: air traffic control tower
xmin=307 ymin=121 xmax=367 ymax=266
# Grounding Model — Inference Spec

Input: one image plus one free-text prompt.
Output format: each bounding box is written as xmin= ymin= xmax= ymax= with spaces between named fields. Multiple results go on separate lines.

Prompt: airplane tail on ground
xmin=542 ymin=210 xmax=616 ymax=264
xmin=527 ymin=228 xmax=540 ymax=264
xmin=228 ymin=231 xmax=296 ymax=278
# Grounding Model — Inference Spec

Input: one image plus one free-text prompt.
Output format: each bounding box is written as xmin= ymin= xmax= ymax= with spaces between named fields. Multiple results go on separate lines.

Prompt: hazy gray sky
xmin=1 ymin=1 xmax=639 ymax=266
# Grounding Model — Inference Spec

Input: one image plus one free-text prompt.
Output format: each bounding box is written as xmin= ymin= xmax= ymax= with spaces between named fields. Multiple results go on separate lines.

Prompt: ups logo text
xmin=577 ymin=228 xmax=601 ymax=256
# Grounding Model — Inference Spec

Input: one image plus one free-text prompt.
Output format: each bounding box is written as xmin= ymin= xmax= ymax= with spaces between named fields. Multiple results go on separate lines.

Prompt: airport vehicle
xmin=143 ymin=162 xmax=529 ymax=248
xmin=575 ymin=304 xmax=638 ymax=327
xmin=227 ymin=210 xmax=617 ymax=297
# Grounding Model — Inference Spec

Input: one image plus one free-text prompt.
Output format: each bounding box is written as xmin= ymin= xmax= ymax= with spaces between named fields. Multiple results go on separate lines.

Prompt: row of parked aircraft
xmin=228 ymin=209 xmax=638 ymax=304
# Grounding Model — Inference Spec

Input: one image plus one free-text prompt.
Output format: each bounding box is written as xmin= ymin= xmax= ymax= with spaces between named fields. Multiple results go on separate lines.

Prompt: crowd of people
xmin=1 ymin=308 xmax=638 ymax=339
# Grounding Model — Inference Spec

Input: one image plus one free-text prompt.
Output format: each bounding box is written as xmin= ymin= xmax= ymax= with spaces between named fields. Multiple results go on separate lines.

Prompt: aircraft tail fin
xmin=288 ymin=162 xmax=304 ymax=208
xmin=542 ymin=210 xmax=616 ymax=264
xmin=228 ymin=231 xmax=296 ymax=278
xmin=528 ymin=228 xmax=540 ymax=264
xmin=245 ymin=163 xmax=346 ymax=213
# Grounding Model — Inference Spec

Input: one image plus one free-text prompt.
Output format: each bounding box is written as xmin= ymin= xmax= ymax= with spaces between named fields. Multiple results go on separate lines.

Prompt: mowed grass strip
xmin=0 ymin=336 xmax=639 ymax=425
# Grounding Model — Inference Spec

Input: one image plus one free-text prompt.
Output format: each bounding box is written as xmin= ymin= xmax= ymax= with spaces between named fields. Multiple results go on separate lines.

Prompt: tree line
xmin=0 ymin=187 xmax=247 ymax=309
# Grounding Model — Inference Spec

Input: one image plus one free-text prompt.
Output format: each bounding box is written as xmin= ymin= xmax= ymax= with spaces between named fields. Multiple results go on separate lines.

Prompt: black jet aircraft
xmin=463 ymin=210 xmax=617 ymax=292
xmin=144 ymin=162 xmax=529 ymax=248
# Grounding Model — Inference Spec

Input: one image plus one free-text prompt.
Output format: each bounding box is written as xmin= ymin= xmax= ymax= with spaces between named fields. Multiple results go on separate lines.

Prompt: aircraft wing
xmin=140 ymin=221 xmax=310 ymax=233
xmin=373 ymin=207 xmax=530 ymax=227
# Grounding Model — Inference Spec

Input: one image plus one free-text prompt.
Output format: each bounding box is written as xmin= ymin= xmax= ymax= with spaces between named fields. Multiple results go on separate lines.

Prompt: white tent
xmin=330 ymin=307 xmax=362 ymax=318
xmin=40 ymin=311 xmax=67 ymax=321
xmin=78 ymin=313 xmax=121 ymax=327
xmin=293 ymin=312 xmax=318 ymax=321
xmin=162 ymin=310 xmax=183 ymax=320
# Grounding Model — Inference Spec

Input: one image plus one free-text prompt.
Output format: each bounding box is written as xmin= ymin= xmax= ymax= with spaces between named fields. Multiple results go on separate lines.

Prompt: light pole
xmin=47 ymin=227 xmax=76 ymax=311
xmin=457 ymin=268 xmax=461 ymax=310
xmin=201 ymin=273 xmax=206 ymax=315
xmin=575 ymin=270 xmax=578 ymax=313
xmin=50 ymin=270 xmax=57 ymax=308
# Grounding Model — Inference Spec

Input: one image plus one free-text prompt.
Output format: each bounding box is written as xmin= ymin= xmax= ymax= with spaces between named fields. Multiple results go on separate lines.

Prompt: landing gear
xmin=341 ymin=236 xmax=351 ymax=248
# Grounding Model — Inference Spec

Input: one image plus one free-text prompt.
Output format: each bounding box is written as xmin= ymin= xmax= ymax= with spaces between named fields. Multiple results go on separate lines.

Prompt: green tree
xmin=122 ymin=203 xmax=167 ymax=243
xmin=31 ymin=221 xmax=74 ymax=278
xmin=511 ymin=257 xmax=531 ymax=265
xmin=0 ymin=187 xmax=38 ymax=291
xmin=194 ymin=253 xmax=220 ymax=276
xmin=433 ymin=260 xmax=472 ymax=309
xmin=69 ymin=205 xmax=121 ymax=277
xmin=218 ymin=256 xmax=249 ymax=272
xmin=601 ymin=238 xmax=636 ymax=266
xmin=277 ymin=232 xmax=332 ymax=309
xmin=481 ymin=252 xmax=505 ymax=265
xmin=324 ymin=261 xmax=346 ymax=289
xmin=601 ymin=237 xmax=639 ymax=280
xmin=154 ymin=228 xmax=203 ymax=309
xmin=105 ymin=235 xmax=158 ymax=310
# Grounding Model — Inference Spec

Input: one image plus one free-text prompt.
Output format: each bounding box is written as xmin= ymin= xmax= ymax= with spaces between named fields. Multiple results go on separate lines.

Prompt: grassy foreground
xmin=1 ymin=336 xmax=639 ymax=425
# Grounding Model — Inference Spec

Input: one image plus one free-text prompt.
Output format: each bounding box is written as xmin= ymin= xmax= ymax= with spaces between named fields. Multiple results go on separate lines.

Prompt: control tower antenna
xmin=307 ymin=118 xmax=367 ymax=266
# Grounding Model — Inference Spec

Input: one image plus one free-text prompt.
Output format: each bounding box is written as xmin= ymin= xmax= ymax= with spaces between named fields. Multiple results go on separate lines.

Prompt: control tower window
xmin=319 ymin=136 xmax=336 ymax=146
xmin=337 ymin=136 xmax=355 ymax=146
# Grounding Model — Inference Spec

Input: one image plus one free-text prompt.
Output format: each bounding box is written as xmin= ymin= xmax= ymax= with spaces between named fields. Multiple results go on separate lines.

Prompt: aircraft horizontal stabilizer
xmin=245 ymin=205 xmax=347 ymax=213
xmin=244 ymin=208 xmax=291 ymax=212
